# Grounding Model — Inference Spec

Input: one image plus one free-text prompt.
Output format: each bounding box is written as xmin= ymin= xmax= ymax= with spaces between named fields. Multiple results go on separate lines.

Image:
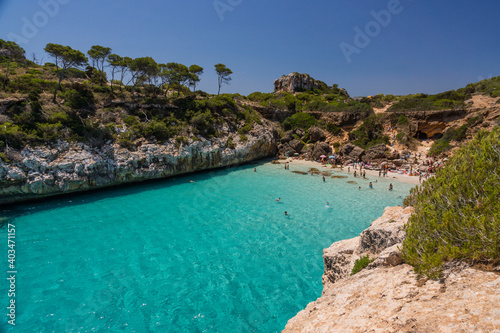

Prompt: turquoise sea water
xmin=0 ymin=161 xmax=414 ymax=332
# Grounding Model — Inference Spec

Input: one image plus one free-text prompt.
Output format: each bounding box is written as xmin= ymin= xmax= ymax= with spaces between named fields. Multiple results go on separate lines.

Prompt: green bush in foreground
xmin=351 ymin=255 xmax=374 ymax=275
xmin=403 ymin=128 xmax=500 ymax=278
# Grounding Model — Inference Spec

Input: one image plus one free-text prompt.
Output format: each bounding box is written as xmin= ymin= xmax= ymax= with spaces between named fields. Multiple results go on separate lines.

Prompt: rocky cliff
xmin=283 ymin=206 xmax=500 ymax=333
xmin=274 ymin=73 xmax=329 ymax=93
xmin=0 ymin=124 xmax=277 ymax=205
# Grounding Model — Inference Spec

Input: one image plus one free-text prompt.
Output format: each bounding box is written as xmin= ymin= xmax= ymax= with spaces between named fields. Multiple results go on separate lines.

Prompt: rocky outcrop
xmin=283 ymin=206 xmax=500 ymax=332
xmin=322 ymin=206 xmax=412 ymax=289
xmin=308 ymin=126 xmax=326 ymax=143
xmin=0 ymin=124 xmax=277 ymax=204
xmin=284 ymin=265 xmax=500 ymax=333
xmin=362 ymin=144 xmax=388 ymax=162
xmin=311 ymin=142 xmax=332 ymax=160
xmin=274 ymin=73 xmax=328 ymax=93
xmin=339 ymin=143 xmax=365 ymax=162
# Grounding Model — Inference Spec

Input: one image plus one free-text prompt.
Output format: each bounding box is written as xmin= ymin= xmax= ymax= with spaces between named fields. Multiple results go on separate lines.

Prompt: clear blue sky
xmin=1 ymin=0 xmax=499 ymax=96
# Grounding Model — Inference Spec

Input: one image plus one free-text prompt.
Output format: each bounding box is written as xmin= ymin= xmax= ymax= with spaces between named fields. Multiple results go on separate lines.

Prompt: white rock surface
xmin=284 ymin=206 xmax=500 ymax=333
xmin=0 ymin=124 xmax=277 ymax=204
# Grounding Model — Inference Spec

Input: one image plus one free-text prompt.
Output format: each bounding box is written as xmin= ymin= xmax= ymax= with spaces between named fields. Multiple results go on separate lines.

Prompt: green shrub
xmin=282 ymin=112 xmax=316 ymax=131
xmin=60 ymin=89 xmax=95 ymax=110
xmin=190 ymin=111 xmax=216 ymax=136
xmin=403 ymin=128 xmax=500 ymax=278
xmin=351 ymin=255 xmax=374 ymax=275
xmin=142 ymin=120 xmax=171 ymax=141
xmin=37 ymin=122 xmax=63 ymax=142
xmin=428 ymin=139 xmax=451 ymax=156
xmin=247 ymin=92 xmax=274 ymax=102
xmin=123 ymin=115 xmax=139 ymax=127
xmin=118 ymin=138 xmax=135 ymax=150
xmin=239 ymin=134 xmax=248 ymax=142
xmin=238 ymin=123 xmax=253 ymax=134
xmin=326 ymin=122 xmax=341 ymax=135
xmin=397 ymin=115 xmax=409 ymax=126
xmin=0 ymin=122 xmax=27 ymax=149
xmin=175 ymin=136 xmax=189 ymax=146
xmin=349 ymin=115 xmax=389 ymax=149
xmin=227 ymin=136 xmax=235 ymax=149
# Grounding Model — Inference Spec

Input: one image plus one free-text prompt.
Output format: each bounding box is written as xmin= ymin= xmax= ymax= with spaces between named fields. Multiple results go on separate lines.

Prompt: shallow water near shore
xmin=0 ymin=161 xmax=414 ymax=332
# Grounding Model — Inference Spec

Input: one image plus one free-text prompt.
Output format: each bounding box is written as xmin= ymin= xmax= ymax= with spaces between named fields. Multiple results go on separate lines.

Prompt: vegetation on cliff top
xmin=403 ymin=128 xmax=500 ymax=278
xmin=248 ymin=88 xmax=373 ymax=114
xmin=0 ymin=40 xmax=273 ymax=152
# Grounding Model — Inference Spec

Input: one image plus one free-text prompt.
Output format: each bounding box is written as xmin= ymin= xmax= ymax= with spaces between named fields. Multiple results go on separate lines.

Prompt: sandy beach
xmin=269 ymin=159 xmax=420 ymax=185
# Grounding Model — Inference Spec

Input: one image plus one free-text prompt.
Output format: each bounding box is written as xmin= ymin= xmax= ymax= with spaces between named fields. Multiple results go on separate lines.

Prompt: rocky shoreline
xmin=0 ymin=125 xmax=277 ymax=205
xmin=283 ymin=207 xmax=500 ymax=332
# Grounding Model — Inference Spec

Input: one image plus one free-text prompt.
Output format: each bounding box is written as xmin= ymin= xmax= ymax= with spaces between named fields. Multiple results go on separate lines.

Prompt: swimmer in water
xmin=369 ymin=182 xmax=373 ymax=189
xmin=285 ymin=211 xmax=290 ymax=216
xmin=275 ymin=198 xmax=281 ymax=202
xmin=254 ymin=168 xmax=256 ymax=172
xmin=189 ymin=180 xmax=196 ymax=183
xmin=326 ymin=202 xmax=330 ymax=208
xmin=389 ymin=183 xmax=393 ymax=191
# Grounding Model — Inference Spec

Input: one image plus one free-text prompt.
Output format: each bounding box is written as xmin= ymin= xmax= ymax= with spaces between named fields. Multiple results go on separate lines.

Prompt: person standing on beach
xmin=379 ymin=170 xmax=381 ymax=177
xmin=363 ymin=171 xmax=366 ymax=178
xmin=353 ymin=171 xmax=357 ymax=177
xmin=348 ymin=167 xmax=350 ymax=174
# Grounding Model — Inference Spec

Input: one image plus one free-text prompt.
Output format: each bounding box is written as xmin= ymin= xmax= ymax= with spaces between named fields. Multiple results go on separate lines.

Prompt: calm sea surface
xmin=0 ymin=161 xmax=414 ymax=332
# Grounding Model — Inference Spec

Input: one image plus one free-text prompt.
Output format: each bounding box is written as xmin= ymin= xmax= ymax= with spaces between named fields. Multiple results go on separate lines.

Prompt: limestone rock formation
xmin=311 ymin=142 xmax=332 ymax=160
xmin=284 ymin=264 xmax=500 ymax=333
xmin=0 ymin=124 xmax=277 ymax=204
xmin=362 ymin=144 xmax=388 ymax=162
xmin=274 ymin=73 xmax=327 ymax=93
xmin=288 ymin=140 xmax=304 ymax=154
xmin=283 ymin=206 xmax=500 ymax=333
xmin=308 ymin=126 xmax=326 ymax=143
xmin=339 ymin=143 xmax=365 ymax=162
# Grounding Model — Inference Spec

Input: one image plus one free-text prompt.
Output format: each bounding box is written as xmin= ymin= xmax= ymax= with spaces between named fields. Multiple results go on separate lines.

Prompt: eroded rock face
xmin=311 ymin=142 xmax=332 ymax=160
xmin=322 ymin=206 xmax=413 ymax=289
xmin=274 ymin=73 xmax=327 ymax=93
xmin=362 ymin=144 xmax=388 ymax=162
xmin=284 ymin=206 xmax=500 ymax=333
xmin=0 ymin=124 xmax=277 ymax=204
xmin=284 ymin=265 xmax=500 ymax=333
xmin=288 ymin=140 xmax=304 ymax=154
xmin=339 ymin=143 xmax=365 ymax=162
xmin=308 ymin=126 xmax=326 ymax=143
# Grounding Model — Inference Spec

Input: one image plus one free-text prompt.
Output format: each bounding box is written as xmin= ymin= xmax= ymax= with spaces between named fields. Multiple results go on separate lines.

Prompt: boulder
xmin=308 ymin=126 xmax=326 ymax=143
xmin=294 ymin=128 xmax=305 ymax=138
xmin=311 ymin=142 xmax=332 ymax=160
xmin=288 ymin=139 xmax=304 ymax=153
xmin=386 ymin=151 xmax=400 ymax=160
xmin=362 ymin=144 xmax=388 ymax=162
xmin=280 ymin=131 xmax=294 ymax=144
xmin=370 ymin=244 xmax=404 ymax=267
xmin=339 ymin=143 xmax=365 ymax=161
